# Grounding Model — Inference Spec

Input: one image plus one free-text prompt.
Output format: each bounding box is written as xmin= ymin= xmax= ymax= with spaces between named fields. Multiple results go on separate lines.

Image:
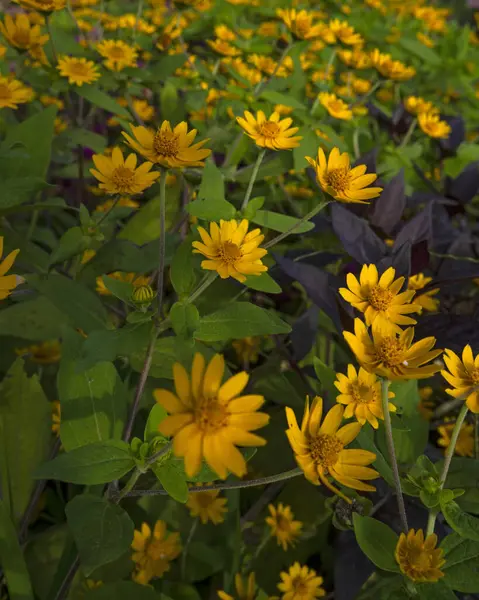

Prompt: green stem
xmin=116 ymin=468 xmax=143 ymax=502
xmin=352 ymin=127 xmax=361 ymax=160
xmin=132 ymin=0 xmax=144 ymax=42
xmin=263 ymin=201 xmax=329 ymax=249
xmin=254 ymin=43 xmax=293 ymax=97
xmin=185 ymin=272 xmax=217 ymax=305
xmin=96 ymin=195 xmax=121 ymax=226
xmin=45 ymin=15 xmax=58 ymax=64
xmin=181 ymin=518 xmax=198 ymax=580
xmin=145 ymin=441 xmax=172 ymax=466
xmin=156 ymin=170 xmax=167 ymax=318
xmin=241 ymin=149 xmax=265 ymax=211
xmin=381 ymin=378 xmax=409 ymax=533
xmin=399 ymin=118 xmax=417 ymax=149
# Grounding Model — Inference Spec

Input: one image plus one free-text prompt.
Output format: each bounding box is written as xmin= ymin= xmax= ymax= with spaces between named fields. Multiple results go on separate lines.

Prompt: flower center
xmin=292 ymin=577 xmax=309 ymax=595
xmin=0 ymin=84 xmax=12 ymax=100
xmin=471 ymin=368 xmax=479 ymax=385
xmin=258 ymin=121 xmax=281 ymax=138
xmin=112 ymin=166 xmax=135 ymax=190
xmin=14 ymin=30 xmax=32 ymax=47
xmin=146 ymin=540 xmax=170 ymax=561
xmin=194 ymin=491 xmax=216 ymax=508
xmin=108 ymin=46 xmax=126 ymax=59
xmin=409 ymin=547 xmax=432 ymax=571
xmin=309 ymin=434 xmax=343 ymax=467
xmin=350 ymin=382 xmax=375 ymax=404
xmin=153 ymin=130 xmax=180 ymax=157
xmin=368 ymin=285 xmax=394 ymax=311
xmin=295 ymin=19 xmax=310 ymax=36
xmin=376 ymin=337 xmax=406 ymax=367
xmin=69 ymin=62 xmax=89 ymax=76
xmin=218 ymin=241 xmax=242 ymax=263
xmin=276 ymin=515 xmax=292 ymax=533
xmin=194 ymin=397 xmax=228 ymax=432
xmin=325 ymin=167 xmax=350 ymax=192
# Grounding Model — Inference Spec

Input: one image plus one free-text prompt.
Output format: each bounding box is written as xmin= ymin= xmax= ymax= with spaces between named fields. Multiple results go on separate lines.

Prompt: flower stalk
xmin=241 ymin=148 xmax=266 ymax=211
xmin=264 ymin=201 xmax=329 ymax=249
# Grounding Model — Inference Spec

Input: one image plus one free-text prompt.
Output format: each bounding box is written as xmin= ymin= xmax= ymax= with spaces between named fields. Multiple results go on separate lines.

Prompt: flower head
xmin=276 ymin=9 xmax=324 ymax=40
xmin=90 ymin=147 xmax=159 ymax=196
xmin=286 ymin=396 xmax=379 ymax=497
xmin=207 ymin=39 xmax=241 ymax=56
xmin=328 ymin=18 xmax=363 ymax=45
xmin=192 ymin=219 xmax=268 ymax=283
xmin=154 ymin=353 xmax=269 ymax=479
xmin=407 ymin=273 xmax=439 ymax=312
xmin=335 ymin=365 xmax=396 ymax=429
xmin=418 ymin=112 xmax=451 ymax=139
xmin=51 ymin=401 xmax=61 ymax=435
xmin=0 ymin=76 xmax=34 ymax=109
xmin=442 ymin=345 xmax=479 ymax=413
xmin=338 ymin=48 xmax=371 ymax=69
xmin=96 ymin=272 xmax=152 ymax=295
xmin=277 ymin=562 xmax=326 ymax=599
xmin=16 ymin=340 xmax=61 ymax=364
xmin=232 ymin=337 xmax=261 ymax=364
xmin=95 ymin=197 xmax=139 ymax=212
xmin=131 ymin=520 xmax=181 ymax=585
xmin=344 ymin=319 xmax=442 ymax=380
xmin=14 ymin=0 xmax=66 ymax=11
xmin=57 ymin=56 xmax=100 ymax=86
xmin=0 ymin=13 xmax=49 ymax=51
xmin=186 ymin=487 xmax=228 ymax=524
xmin=395 ymin=529 xmax=445 ymax=582
xmin=218 ymin=573 xmax=256 ymax=600
xmin=318 ymin=92 xmax=352 ymax=120
xmin=404 ymin=96 xmax=438 ymax=116
xmin=0 ymin=237 xmax=20 ymax=299
xmin=236 ymin=110 xmax=302 ymax=150
xmin=371 ymin=49 xmax=416 ymax=80
xmin=266 ymin=503 xmax=302 ymax=551
xmin=306 ymin=147 xmax=382 ymax=203
xmin=437 ymin=418 xmax=474 ymax=457
xmin=339 ymin=265 xmax=421 ymax=334
xmin=96 ymin=39 xmax=137 ymax=71
xmin=122 ymin=121 xmax=211 ymax=168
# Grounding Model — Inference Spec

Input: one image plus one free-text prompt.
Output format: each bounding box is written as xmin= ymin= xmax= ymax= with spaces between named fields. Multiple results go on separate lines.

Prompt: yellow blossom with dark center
xmin=16 ymin=340 xmax=62 ymax=364
xmin=437 ymin=418 xmax=474 ymax=457
xmin=0 ymin=76 xmax=34 ymax=109
xmin=96 ymin=39 xmax=137 ymax=71
xmin=186 ymin=486 xmax=228 ymax=524
xmin=57 ymin=56 xmax=100 ymax=86
xmin=277 ymin=562 xmax=326 ymax=599
xmin=418 ymin=112 xmax=451 ymax=139
xmin=328 ymin=18 xmax=364 ymax=45
xmin=236 ymin=110 xmax=302 ymax=150
xmin=207 ymin=38 xmax=241 ymax=56
xmin=404 ymin=96 xmax=438 ymax=116
xmin=395 ymin=529 xmax=445 ymax=582
xmin=407 ymin=273 xmax=439 ymax=312
xmin=0 ymin=13 xmax=48 ymax=52
xmin=318 ymin=92 xmax=352 ymax=120
xmin=370 ymin=49 xmax=416 ymax=80
xmin=276 ymin=8 xmax=324 ymax=40
xmin=442 ymin=345 xmax=479 ymax=413
xmin=266 ymin=503 xmax=303 ymax=551
xmin=131 ymin=521 xmax=181 ymax=585
xmin=337 ymin=48 xmax=371 ymax=69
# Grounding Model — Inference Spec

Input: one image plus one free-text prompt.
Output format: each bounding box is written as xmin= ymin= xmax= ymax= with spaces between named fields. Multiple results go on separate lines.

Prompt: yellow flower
xmin=95 ymin=197 xmax=140 ymax=212
xmin=186 ymin=487 xmax=228 ymax=524
xmin=318 ymin=92 xmax=352 ymax=120
xmin=339 ymin=265 xmax=421 ymax=334
xmin=0 ymin=237 xmax=20 ymax=300
xmin=131 ymin=520 xmax=181 ymax=586
xmin=236 ymin=110 xmax=301 ymax=150
xmin=335 ymin=365 xmax=396 ymax=429
xmin=265 ymin=503 xmax=302 ymax=551
xmin=274 ymin=103 xmax=293 ymax=115
xmin=344 ymin=318 xmax=442 ymax=380
xmin=277 ymin=562 xmax=326 ymax=599
xmin=395 ymin=529 xmax=445 ymax=583
xmin=417 ymin=32 xmax=435 ymax=47
xmin=276 ymin=9 xmax=323 ymax=40
xmin=96 ymin=39 xmax=137 ymax=71
xmin=51 ymin=401 xmax=61 ymax=435
xmin=404 ymin=96 xmax=437 ymax=116
xmin=305 ymin=147 xmax=382 ymax=204
xmin=286 ymin=396 xmax=379 ymax=496
xmin=232 ymin=337 xmax=261 ymax=364
xmin=0 ymin=13 xmax=48 ymax=51
xmin=207 ymin=39 xmax=241 ymax=56
xmin=14 ymin=0 xmax=66 ymax=11
xmin=96 ymin=272 xmax=151 ymax=295
xmin=122 ymin=121 xmax=211 ymax=168
xmin=437 ymin=419 xmax=474 ymax=457
xmin=337 ymin=48 xmax=371 ymax=69
xmin=90 ymin=147 xmax=159 ymax=196
xmin=127 ymin=98 xmax=155 ymax=122
xmin=442 ymin=345 xmax=479 ymax=413
xmin=57 ymin=56 xmax=100 ymax=86
xmin=224 ymin=57 xmax=262 ymax=85
xmin=258 ymin=21 xmax=279 ymax=37
xmin=215 ymin=24 xmax=236 ymax=41
xmin=218 ymin=573 xmax=257 ymax=600
xmin=40 ymin=95 xmax=65 ymax=109
xmin=154 ymin=353 xmax=269 ymax=479
xmin=407 ymin=273 xmax=439 ymax=312
xmin=192 ymin=219 xmax=268 ymax=283
xmin=81 ymin=249 xmax=96 ymax=264
xmin=418 ymin=112 xmax=451 ymax=139
xmin=248 ymin=54 xmax=292 ymax=77
xmin=0 ymin=76 xmax=34 ymax=109
xmin=328 ymin=18 xmax=363 ymax=45
xmin=16 ymin=340 xmax=62 ymax=364
xmin=351 ymin=76 xmax=372 ymax=95
xmin=370 ymin=49 xmax=416 ymax=81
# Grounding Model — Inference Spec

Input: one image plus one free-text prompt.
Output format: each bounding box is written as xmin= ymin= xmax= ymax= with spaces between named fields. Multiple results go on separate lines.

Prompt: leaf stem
xmin=116 ymin=468 xmax=143 ymax=503
xmin=185 ymin=272 xmax=217 ymax=305
xmin=156 ymin=169 xmax=168 ymax=318
xmin=263 ymin=201 xmax=329 ymax=249
xmin=254 ymin=43 xmax=293 ymax=97
xmin=45 ymin=16 xmax=58 ymax=64
xmin=399 ymin=118 xmax=417 ymax=149
xmin=241 ymin=149 xmax=265 ymax=211
xmin=181 ymin=518 xmax=198 ymax=580
xmin=381 ymin=378 xmax=408 ymax=533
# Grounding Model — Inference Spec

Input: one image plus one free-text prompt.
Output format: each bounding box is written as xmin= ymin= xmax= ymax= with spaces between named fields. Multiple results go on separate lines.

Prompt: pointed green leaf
xmin=251 ymin=210 xmax=314 ymax=234
xmin=353 ymin=514 xmax=400 ymax=572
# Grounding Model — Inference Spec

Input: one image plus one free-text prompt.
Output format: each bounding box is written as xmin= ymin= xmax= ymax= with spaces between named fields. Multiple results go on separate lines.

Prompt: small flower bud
xmin=132 ymin=284 xmax=155 ymax=307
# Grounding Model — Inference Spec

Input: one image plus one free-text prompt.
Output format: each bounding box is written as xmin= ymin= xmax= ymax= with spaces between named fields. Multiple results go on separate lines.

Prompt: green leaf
xmin=0 ymin=296 xmax=67 ymax=341
xmin=415 ymin=581 xmax=459 ymax=599
xmin=399 ymin=38 xmax=441 ymax=66
xmin=441 ymin=500 xmax=479 ymax=542
xmin=243 ymin=196 xmax=265 ymax=220
xmin=101 ymin=275 xmax=135 ymax=304
xmin=27 ymin=274 xmax=108 ymax=333
xmin=441 ymin=457 xmax=479 ymax=513
xmin=153 ymin=460 xmax=189 ymax=503
xmin=170 ymin=302 xmax=200 ymax=338
xmin=194 ymin=302 xmax=291 ymax=342
xmin=0 ymin=359 xmax=50 ymax=521
xmin=49 ymin=227 xmax=91 ymax=266
xmin=251 ymin=210 xmax=315 ymax=234
xmin=170 ymin=236 xmax=197 ymax=296
xmin=260 ymin=91 xmax=306 ymax=110
xmin=442 ymin=533 xmax=479 ymax=592
xmin=354 ymin=427 xmax=395 ymax=487
xmin=65 ymin=495 xmax=134 ymax=575
xmin=35 ymin=440 xmax=135 ymax=484
xmin=76 ymin=86 xmax=130 ymax=119
xmin=187 ymin=161 xmax=236 ymax=221
xmin=243 ymin=272 xmax=282 ymax=294
xmin=160 ymin=80 xmax=181 ymax=122
xmin=144 ymin=404 xmax=168 ymax=443
xmin=85 ymin=581 xmax=162 ymax=600
xmin=234 ymin=152 xmax=294 ymax=183
xmin=0 ymin=178 xmax=52 ymax=209
xmin=293 ymin=129 xmax=319 ymax=171
xmin=61 ymin=128 xmax=107 ymax=153
xmin=129 ymin=337 xmax=195 ymax=379
xmin=119 ymin=191 xmax=180 ymax=245
xmin=313 ymin=357 xmax=337 ymax=400
xmin=0 ymin=499 xmax=34 ymax=600
xmin=352 ymin=514 xmax=400 ymax=573
xmin=150 ymin=54 xmax=187 ymax=79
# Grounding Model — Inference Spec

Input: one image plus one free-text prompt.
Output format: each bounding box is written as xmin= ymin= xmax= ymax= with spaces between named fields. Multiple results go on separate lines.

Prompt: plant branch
xmin=156 ymin=169 xmax=168 ymax=318
xmin=181 ymin=518 xmax=198 ymax=580
xmin=241 ymin=149 xmax=265 ymax=211
xmin=263 ymin=201 xmax=329 ymax=249
xmin=254 ymin=43 xmax=293 ymax=97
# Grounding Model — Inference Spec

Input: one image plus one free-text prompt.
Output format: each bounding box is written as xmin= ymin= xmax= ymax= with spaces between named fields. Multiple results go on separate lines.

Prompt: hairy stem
xmin=181 ymin=518 xmax=198 ymax=580
xmin=241 ymin=149 xmax=266 ymax=211
xmin=263 ymin=201 xmax=329 ymax=249
xmin=156 ymin=169 xmax=168 ymax=318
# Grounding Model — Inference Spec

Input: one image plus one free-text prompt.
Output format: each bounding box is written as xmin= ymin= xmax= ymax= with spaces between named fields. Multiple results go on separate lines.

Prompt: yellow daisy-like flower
xmin=207 ymin=39 xmax=241 ymax=56
xmin=370 ymin=49 xmax=416 ymax=81
xmin=15 ymin=340 xmax=61 ymax=364
xmin=337 ymin=48 xmax=371 ymax=69
xmin=344 ymin=319 xmax=442 ymax=380
xmin=215 ymin=24 xmax=236 ymax=41
xmin=335 ymin=365 xmax=396 ymax=429
xmin=407 ymin=273 xmax=439 ymax=312
xmin=186 ymin=487 xmax=228 ymax=524
xmin=403 ymin=96 xmax=437 ymax=116
xmin=218 ymin=573 xmax=257 ymax=600
xmin=0 ymin=237 xmax=20 ymax=300
xmin=232 ymin=337 xmax=261 ymax=365
xmin=131 ymin=520 xmax=182 ymax=586
xmin=437 ymin=418 xmax=474 ymax=457
xmin=0 ymin=76 xmax=34 ymax=109
xmin=328 ymin=18 xmax=364 ymax=45
xmin=51 ymin=401 xmax=61 ymax=435
xmin=90 ymin=147 xmax=159 ymax=196
xmin=339 ymin=265 xmax=421 ymax=334
xmin=442 ymin=345 xmax=479 ymax=413
xmin=276 ymin=8 xmax=323 ymax=40
xmin=96 ymin=272 xmax=152 ymax=295
xmin=305 ymin=147 xmax=382 ymax=204
xmin=395 ymin=529 xmax=445 ymax=583
xmin=14 ymin=0 xmax=66 ymax=11
xmin=236 ymin=110 xmax=302 ymax=150
xmin=192 ymin=219 xmax=268 ymax=283
xmin=317 ymin=92 xmax=352 ymax=120
xmin=129 ymin=98 xmax=155 ymax=122
xmin=96 ymin=39 xmax=137 ymax=71
xmin=122 ymin=121 xmax=211 ymax=168
xmin=265 ymin=503 xmax=302 ymax=551
xmin=57 ymin=56 xmax=101 ymax=86
xmin=418 ymin=112 xmax=451 ymax=139
xmin=286 ymin=396 xmax=379 ymax=497
xmin=277 ymin=562 xmax=326 ymax=599
xmin=154 ymin=353 xmax=269 ymax=479
xmin=0 ymin=13 xmax=49 ymax=51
